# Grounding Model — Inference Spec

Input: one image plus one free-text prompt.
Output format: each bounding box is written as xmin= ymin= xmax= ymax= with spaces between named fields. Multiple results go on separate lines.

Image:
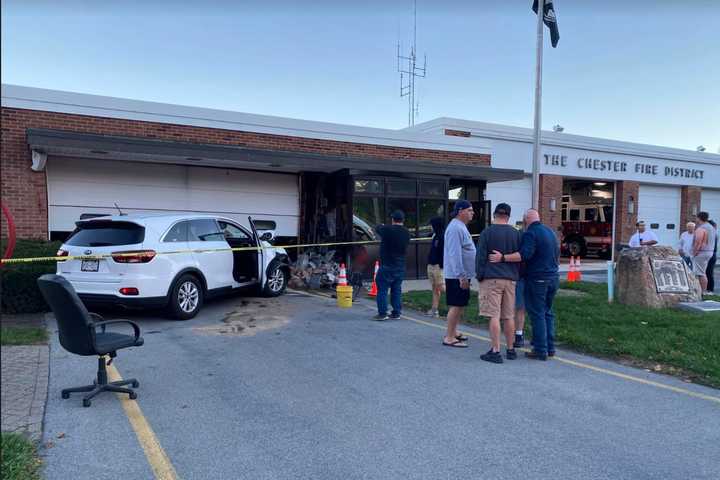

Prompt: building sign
xmin=650 ymin=258 xmax=691 ymax=294
xmin=544 ymin=154 xmax=705 ymax=180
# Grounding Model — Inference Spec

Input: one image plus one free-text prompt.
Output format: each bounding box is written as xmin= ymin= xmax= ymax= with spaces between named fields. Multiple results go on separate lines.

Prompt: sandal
xmin=456 ymin=334 xmax=468 ymax=342
xmin=442 ymin=339 xmax=468 ymax=348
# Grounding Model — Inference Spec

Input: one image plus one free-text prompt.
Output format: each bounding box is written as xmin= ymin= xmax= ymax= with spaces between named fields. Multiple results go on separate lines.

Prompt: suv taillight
xmin=111 ymin=250 xmax=156 ymax=263
xmin=56 ymin=249 xmax=69 ymax=261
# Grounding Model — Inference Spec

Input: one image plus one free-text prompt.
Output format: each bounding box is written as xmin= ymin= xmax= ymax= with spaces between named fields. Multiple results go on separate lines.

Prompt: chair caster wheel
xmin=129 ymin=392 xmax=137 ymax=400
xmin=132 ymin=380 xmax=139 ymax=388
xmin=83 ymin=399 xmax=92 ymax=407
xmin=61 ymin=392 xmax=70 ymax=399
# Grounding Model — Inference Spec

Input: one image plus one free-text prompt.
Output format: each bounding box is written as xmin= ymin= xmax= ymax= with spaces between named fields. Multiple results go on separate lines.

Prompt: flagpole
xmin=531 ymin=0 xmax=545 ymax=210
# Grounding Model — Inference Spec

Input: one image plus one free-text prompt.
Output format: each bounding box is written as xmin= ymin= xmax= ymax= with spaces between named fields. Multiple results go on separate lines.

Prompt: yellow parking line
xmin=296 ymin=290 xmax=720 ymax=405
xmin=107 ymin=362 xmax=179 ymax=480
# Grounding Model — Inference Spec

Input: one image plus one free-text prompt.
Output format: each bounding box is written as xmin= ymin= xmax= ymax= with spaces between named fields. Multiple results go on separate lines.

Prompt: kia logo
xmin=84 ymin=250 xmax=92 ymax=255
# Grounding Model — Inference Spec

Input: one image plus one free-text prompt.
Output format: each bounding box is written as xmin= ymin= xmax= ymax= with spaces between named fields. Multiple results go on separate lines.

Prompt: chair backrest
xmin=37 ymin=274 xmax=96 ymax=356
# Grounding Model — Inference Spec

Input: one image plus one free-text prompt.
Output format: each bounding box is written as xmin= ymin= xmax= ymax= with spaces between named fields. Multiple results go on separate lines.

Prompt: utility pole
xmin=397 ymin=0 xmax=427 ymax=127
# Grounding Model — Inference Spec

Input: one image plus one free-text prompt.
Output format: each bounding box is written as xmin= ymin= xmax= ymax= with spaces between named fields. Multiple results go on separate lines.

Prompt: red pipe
xmin=2 ymin=201 xmax=16 ymax=262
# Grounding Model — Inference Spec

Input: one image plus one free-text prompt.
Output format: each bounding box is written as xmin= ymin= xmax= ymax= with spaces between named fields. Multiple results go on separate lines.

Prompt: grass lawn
xmin=0 ymin=433 xmax=42 ymax=480
xmin=403 ymin=282 xmax=720 ymax=388
xmin=0 ymin=326 xmax=48 ymax=346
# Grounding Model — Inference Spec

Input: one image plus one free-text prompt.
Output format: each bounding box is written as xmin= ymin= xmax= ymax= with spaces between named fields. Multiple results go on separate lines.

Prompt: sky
xmin=2 ymin=0 xmax=719 ymax=153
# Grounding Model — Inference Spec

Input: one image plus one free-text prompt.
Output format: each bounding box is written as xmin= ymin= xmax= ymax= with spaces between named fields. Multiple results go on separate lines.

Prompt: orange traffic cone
xmin=566 ymin=256 xmax=576 ymax=283
xmin=575 ymin=257 xmax=582 ymax=282
xmin=337 ymin=263 xmax=348 ymax=286
xmin=368 ymin=260 xmax=380 ymax=297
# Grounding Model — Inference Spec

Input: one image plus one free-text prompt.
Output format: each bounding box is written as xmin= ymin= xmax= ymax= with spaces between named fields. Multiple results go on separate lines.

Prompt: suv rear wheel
xmin=168 ymin=274 xmax=204 ymax=320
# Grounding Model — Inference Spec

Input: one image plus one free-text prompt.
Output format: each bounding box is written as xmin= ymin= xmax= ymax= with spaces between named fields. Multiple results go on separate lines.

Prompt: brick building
xmin=2 ymin=85 xmax=719 ymax=276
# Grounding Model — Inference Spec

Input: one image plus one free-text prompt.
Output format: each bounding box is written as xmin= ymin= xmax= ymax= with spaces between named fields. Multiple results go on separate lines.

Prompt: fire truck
xmin=560 ymin=193 xmax=613 ymax=258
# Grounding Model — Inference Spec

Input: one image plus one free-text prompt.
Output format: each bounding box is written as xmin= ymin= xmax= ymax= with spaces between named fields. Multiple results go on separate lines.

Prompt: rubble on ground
xmin=289 ymin=249 xmax=340 ymax=289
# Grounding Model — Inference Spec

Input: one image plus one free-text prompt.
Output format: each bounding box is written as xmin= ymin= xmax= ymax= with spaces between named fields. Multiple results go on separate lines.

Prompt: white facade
xmin=47 ymin=158 xmax=300 ymax=235
xmin=637 ymin=185 xmax=682 ymax=247
xmin=702 ymin=190 xmax=720 ymax=220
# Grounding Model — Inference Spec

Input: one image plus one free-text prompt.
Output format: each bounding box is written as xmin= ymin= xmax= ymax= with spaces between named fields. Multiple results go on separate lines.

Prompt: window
xmin=419 ymin=181 xmax=444 ymax=197
xmin=66 ymin=221 xmax=145 ymax=247
xmin=666 ymin=224 xmax=676 ymax=230
xmin=188 ymin=219 xmax=225 ymax=242
xmin=163 ymin=221 xmax=189 ymax=243
xmin=561 ymin=207 xmax=568 ymax=222
xmin=584 ymin=208 xmax=597 ymax=221
xmin=569 ymin=209 xmax=580 ymax=221
xmin=388 ymin=197 xmax=418 ymax=237
xmin=387 ymin=179 xmax=416 ymax=195
xmin=448 ymin=186 xmax=464 ymax=200
xmin=650 ymin=223 xmax=660 ymax=229
xmin=418 ymin=199 xmax=445 ymax=238
xmin=218 ymin=221 xmax=251 ymax=241
xmin=354 ymin=179 xmax=383 ymax=194
xmin=353 ymin=197 xmax=384 ymax=241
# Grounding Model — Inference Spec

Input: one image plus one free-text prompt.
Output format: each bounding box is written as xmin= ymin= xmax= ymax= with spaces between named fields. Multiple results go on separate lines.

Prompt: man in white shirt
xmin=628 ymin=221 xmax=659 ymax=248
xmin=677 ymin=222 xmax=695 ymax=266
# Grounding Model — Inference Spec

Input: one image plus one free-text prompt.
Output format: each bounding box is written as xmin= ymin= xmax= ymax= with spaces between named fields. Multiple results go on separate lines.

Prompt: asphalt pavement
xmin=41 ymin=291 xmax=720 ymax=480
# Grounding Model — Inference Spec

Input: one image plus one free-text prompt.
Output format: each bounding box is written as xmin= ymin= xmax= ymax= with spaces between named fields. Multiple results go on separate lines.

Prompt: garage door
xmin=701 ymin=189 xmax=720 ymax=220
xmin=638 ymin=185 xmax=681 ymax=247
xmin=47 ymin=158 xmax=299 ymax=236
xmin=485 ymin=177 xmax=532 ymax=227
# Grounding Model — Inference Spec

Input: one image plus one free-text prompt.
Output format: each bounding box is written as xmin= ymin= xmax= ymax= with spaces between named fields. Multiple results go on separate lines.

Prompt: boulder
xmin=615 ymin=246 xmax=702 ymax=308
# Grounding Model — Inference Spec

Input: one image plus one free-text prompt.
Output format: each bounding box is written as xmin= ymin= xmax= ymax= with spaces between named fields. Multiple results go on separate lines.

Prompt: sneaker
xmin=506 ymin=348 xmax=517 ymax=360
xmin=425 ymin=309 xmax=440 ymax=318
xmin=548 ymin=351 xmax=556 ymax=357
xmin=389 ymin=312 xmax=402 ymax=319
xmin=525 ymin=350 xmax=548 ymax=361
xmin=480 ymin=349 xmax=504 ymax=364
xmin=373 ymin=314 xmax=389 ymax=321
xmin=513 ymin=334 xmax=525 ymax=348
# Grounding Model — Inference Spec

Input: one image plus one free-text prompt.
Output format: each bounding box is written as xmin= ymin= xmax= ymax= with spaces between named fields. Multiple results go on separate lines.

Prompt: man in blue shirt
xmin=489 ymin=209 xmax=559 ymax=360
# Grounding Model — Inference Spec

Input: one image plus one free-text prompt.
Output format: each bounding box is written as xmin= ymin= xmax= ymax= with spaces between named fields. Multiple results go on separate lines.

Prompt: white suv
xmin=56 ymin=214 xmax=289 ymax=319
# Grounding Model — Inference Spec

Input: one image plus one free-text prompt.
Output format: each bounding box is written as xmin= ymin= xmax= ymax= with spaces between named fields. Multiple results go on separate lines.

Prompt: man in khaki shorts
xmin=475 ymin=203 xmax=522 ymax=363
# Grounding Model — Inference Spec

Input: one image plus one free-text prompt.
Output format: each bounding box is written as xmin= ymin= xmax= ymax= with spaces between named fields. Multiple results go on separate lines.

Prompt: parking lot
xmin=37 ymin=290 xmax=720 ymax=480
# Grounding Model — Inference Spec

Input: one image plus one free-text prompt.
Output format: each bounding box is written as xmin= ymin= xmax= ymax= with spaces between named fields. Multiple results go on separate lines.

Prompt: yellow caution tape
xmin=0 ymin=234 xmax=481 ymax=266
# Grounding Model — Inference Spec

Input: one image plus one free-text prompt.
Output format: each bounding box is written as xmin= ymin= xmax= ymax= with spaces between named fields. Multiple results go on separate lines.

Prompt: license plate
xmin=81 ymin=259 xmax=99 ymax=272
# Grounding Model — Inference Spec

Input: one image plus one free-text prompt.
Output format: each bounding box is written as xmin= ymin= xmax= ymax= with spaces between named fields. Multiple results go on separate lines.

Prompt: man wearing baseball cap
xmin=373 ymin=210 xmax=411 ymax=321
xmin=442 ymin=200 xmax=476 ymax=347
xmin=475 ymin=203 xmax=522 ymax=363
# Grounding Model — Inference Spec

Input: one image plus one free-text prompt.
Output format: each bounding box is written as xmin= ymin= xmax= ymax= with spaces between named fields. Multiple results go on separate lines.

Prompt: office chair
xmin=37 ymin=274 xmax=144 ymax=407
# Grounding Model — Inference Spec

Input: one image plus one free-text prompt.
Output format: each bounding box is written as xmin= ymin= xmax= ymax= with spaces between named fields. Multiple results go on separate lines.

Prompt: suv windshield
xmin=65 ymin=221 xmax=145 ymax=247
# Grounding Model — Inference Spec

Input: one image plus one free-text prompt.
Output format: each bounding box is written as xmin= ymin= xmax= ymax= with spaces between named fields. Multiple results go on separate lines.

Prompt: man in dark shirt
xmin=489 ymin=209 xmax=559 ymax=360
xmin=426 ymin=217 xmax=445 ymax=318
xmin=476 ymin=203 xmax=522 ymax=363
xmin=373 ymin=210 xmax=411 ymax=321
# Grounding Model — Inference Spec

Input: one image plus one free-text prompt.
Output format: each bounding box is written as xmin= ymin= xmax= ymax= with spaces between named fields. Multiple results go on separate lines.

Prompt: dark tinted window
xmin=650 ymin=223 xmax=660 ymax=229
xmin=387 ymin=180 xmax=416 ymax=196
xmin=667 ymin=224 xmax=675 ymax=230
xmin=419 ymin=181 xmax=444 ymax=197
xmin=188 ymin=219 xmax=225 ymax=241
xmin=66 ymin=221 xmax=145 ymax=246
xmin=569 ymin=209 xmax=580 ymax=221
xmin=584 ymin=208 xmax=597 ymax=221
xmin=163 ymin=221 xmax=190 ymax=242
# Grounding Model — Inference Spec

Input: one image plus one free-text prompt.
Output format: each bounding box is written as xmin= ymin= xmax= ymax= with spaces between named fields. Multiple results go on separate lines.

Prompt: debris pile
xmin=289 ymin=250 xmax=340 ymax=289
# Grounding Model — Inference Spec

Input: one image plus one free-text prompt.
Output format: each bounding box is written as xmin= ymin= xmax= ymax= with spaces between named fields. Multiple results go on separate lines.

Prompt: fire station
xmin=2 ymin=84 xmax=719 ymax=278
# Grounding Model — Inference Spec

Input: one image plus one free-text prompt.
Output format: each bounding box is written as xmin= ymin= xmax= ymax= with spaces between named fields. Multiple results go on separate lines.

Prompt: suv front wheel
xmin=168 ymin=274 xmax=204 ymax=320
xmin=263 ymin=264 xmax=288 ymax=297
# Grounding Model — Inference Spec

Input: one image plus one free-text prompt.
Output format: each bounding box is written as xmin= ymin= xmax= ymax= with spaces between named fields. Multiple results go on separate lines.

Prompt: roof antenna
xmin=114 ymin=203 xmax=125 ymax=216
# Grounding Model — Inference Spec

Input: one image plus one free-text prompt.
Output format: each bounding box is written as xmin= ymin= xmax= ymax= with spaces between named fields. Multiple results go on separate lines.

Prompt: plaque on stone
xmin=650 ymin=259 xmax=690 ymax=294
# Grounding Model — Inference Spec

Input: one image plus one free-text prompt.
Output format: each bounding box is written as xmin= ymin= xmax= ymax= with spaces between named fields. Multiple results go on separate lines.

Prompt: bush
xmin=1 ymin=239 xmax=61 ymax=314
xmin=1 ymin=432 xmax=42 ymax=480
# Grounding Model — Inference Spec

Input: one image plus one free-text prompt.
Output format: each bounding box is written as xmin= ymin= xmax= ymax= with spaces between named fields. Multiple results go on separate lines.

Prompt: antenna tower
xmin=397 ymin=0 xmax=427 ymax=127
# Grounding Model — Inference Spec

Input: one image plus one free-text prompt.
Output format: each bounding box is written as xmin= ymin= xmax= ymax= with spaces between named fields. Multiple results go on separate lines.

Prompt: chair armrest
xmin=92 ymin=320 xmax=142 ymax=342
xmin=88 ymin=312 xmax=106 ymax=333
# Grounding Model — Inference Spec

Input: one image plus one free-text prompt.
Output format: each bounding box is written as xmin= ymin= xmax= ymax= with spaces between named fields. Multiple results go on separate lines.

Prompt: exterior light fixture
xmin=549 ymin=198 xmax=557 ymax=212
xmin=628 ymin=196 xmax=635 ymax=215
xmin=696 ymin=146 xmax=706 ymax=152
xmin=691 ymin=203 xmax=698 ymax=216
xmin=593 ymin=182 xmax=607 ymax=186
xmin=552 ymin=124 xmax=564 ymax=132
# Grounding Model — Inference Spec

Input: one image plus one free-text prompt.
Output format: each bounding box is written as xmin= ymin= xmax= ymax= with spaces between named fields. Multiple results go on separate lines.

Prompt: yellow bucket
xmin=336 ymin=285 xmax=353 ymax=308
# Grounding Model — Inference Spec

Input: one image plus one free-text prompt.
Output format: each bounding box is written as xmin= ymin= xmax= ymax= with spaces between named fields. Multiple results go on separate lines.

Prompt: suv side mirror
xmin=259 ymin=231 xmax=273 ymax=242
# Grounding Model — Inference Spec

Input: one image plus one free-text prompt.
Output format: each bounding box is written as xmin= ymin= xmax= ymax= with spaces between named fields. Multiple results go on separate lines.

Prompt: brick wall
xmin=1 ymin=107 xmax=491 ymax=239
xmin=538 ymin=174 xmax=563 ymax=236
xmin=614 ymin=181 xmax=639 ymax=244
xmin=444 ymin=129 xmax=471 ymax=137
xmin=680 ymin=186 xmax=702 ymax=226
